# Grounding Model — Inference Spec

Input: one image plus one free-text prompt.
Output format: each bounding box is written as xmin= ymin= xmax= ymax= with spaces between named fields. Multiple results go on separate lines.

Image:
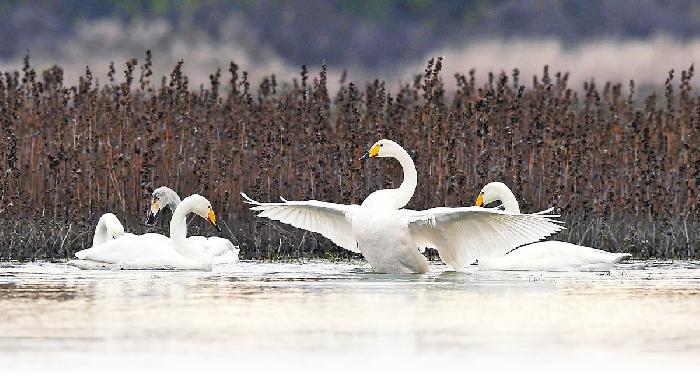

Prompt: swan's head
xmin=185 ymin=194 xmax=222 ymax=232
xmin=360 ymin=139 xmax=402 ymax=160
xmin=101 ymin=213 xmax=125 ymax=240
xmin=476 ymin=182 xmax=510 ymax=207
xmin=147 ymin=186 xmax=181 ymax=225
xmin=475 ymin=182 xmax=520 ymax=213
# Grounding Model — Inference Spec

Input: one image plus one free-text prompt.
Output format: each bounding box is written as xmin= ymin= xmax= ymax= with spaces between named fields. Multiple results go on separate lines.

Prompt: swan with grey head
xmin=147 ymin=186 xmax=239 ymax=264
xmin=72 ymin=194 xmax=220 ymax=270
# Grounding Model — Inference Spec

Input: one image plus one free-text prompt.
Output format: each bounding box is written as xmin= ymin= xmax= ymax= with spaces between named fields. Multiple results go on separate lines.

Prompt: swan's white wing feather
xmin=403 ymin=206 xmax=565 ymax=270
xmin=242 ymin=193 xmax=360 ymax=253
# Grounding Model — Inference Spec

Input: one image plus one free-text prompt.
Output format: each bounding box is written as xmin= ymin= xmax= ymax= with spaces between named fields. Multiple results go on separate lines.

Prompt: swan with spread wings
xmin=242 ymin=139 xmax=564 ymax=273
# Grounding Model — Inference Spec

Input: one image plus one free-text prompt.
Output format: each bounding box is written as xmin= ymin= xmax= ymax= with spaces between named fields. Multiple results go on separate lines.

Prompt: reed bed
xmin=1 ymin=55 xmax=698 ymax=260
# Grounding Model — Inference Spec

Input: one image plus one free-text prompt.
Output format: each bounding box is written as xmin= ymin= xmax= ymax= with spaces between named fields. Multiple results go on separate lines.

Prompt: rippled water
xmin=1 ymin=260 xmax=699 ymax=375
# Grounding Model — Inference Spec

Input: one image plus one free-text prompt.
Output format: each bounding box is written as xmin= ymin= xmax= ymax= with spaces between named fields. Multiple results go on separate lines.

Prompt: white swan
xmin=242 ymin=139 xmax=564 ymax=274
xmin=148 ymin=186 xmax=239 ymax=263
xmin=92 ymin=213 xmax=126 ymax=246
xmin=66 ymin=213 xmax=131 ymax=269
xmin=73 ymin=194 xmax=219 ymax=271
xmin=475 ymin=182 xmax=632 ymax=272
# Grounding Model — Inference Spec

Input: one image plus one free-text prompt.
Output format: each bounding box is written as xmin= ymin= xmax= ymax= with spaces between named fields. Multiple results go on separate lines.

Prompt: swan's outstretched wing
xmin=403 ymin=206 xmax=564 ymax=270
xmin=241 ymin=193 xmax=361 ymax=253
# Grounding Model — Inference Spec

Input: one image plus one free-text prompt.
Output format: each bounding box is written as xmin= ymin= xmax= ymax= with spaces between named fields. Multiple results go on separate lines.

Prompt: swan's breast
xmin=361 ymin=190 xmax=398 ymax=209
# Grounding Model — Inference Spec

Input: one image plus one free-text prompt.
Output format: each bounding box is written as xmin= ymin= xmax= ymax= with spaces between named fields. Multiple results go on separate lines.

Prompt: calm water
xmin=0 ymin=260 xmax=699 ymax=375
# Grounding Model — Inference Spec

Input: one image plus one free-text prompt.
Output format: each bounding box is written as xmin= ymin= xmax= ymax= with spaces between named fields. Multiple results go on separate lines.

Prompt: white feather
xmin=243 ymin=140 xmax=565 ymax=273
xmin=244 ymin=193 xmax=361 ymax=253
xmin=475 ymin=182 xmax=632 ymax=271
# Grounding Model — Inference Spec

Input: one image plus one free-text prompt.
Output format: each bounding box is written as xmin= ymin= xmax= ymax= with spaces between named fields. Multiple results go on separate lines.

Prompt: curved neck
xmin=92 ymin=217 xmax=109 ymax=246
xmin=390 ymin=147 xmax=417 ymax=209
xmin=167 ymin=192 xmax=182 ymax=211
xmin=169 ymin=201 xmax=203 ymax=260
xmin=497 ymin=188 xmax=521 ymax=213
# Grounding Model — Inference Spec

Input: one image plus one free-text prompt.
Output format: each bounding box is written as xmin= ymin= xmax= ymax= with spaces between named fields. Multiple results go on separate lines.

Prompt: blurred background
xmin=1 ymin=0 xmax=700 ymax=88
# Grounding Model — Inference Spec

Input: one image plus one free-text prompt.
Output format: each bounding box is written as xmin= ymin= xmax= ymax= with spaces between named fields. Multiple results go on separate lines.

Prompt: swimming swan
xmin=73 ymin=195 xmax=220 ymax=270
xmin=92 ymin=213 xmax=127 ymax=246
xmin=475 ymin=182 xmax=632 ymax=271
xmin=147 ymin=186 xmax=239 ymax=263
xmin=242 ymin=139 xmax=564 ymax=274
xmin=67 ymin=213 xmax=129 ymax=269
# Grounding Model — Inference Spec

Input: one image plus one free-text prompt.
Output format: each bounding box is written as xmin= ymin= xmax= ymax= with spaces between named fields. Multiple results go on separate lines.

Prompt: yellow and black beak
xmin=146 ymin=198 xmax=160 ymax=225
xmin=360 ymin=144 xmax=380 ymax=161
xmin=207 ymin=208 xmax=222 ymax=232
xmin=475 ymin=193 xmax=484 ymax=207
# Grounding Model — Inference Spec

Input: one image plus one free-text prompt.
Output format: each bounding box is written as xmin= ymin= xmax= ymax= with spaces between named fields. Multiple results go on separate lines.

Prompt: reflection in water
xmin=0 ymin=260 xmax=699 ymax=374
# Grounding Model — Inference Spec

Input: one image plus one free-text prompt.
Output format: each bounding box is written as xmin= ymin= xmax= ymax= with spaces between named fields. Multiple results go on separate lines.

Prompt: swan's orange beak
xmin=207 ymin=208 xmax=222 ymax=232
xmin=475 ymin=193 xmax=484 ymax=207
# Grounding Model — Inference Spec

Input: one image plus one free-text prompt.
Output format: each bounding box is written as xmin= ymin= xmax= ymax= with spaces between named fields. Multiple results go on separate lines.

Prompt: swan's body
xmin=475 ymin=182 xmax=631 ymax=272
xmin=243 ymin=139 xmax=564 ymax=273
xmin=67 ymin=213 xmax=129 ymax=269
xmin=351 ymin=141 xmax=428 ymax=273
xmin=148 ymin=187 xmax=239 ymax=263
xmin=478 ymin=241 xmax=631 ymax=272
xmin=73 ymin=195 xmax=220 ymax=271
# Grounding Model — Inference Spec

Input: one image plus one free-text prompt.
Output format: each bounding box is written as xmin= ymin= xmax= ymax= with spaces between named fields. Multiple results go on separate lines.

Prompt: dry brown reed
xmin=1 ymin=54 xmax=698 ymax=260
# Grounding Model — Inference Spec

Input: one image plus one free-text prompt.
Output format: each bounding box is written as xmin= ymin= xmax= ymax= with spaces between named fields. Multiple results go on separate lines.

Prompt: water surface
xmin=0 ymin=260 xmax=699 ymax=375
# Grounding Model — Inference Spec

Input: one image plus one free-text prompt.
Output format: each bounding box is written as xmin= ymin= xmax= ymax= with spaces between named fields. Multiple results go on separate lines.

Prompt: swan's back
xmin=77 ymin=233 xmax=170 ymax=262
xmin=75 ymin=232 xmax=212 ymax=270
xmin=76 ymin=231 xmax=219 ymax=270
xmin=188 ymin=236 xmax=240 ymax=262
xmin=480 ymin=241 xmax=631 ymax=272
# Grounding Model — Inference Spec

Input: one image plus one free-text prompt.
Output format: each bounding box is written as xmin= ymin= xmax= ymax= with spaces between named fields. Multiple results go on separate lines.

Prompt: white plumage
xmin=402 ymin=206 xmax=563 ymax=270
xmin=475 ymin=182 xmax=631 ymax=272
xmin=478 ymin=241 xmax=631 ymax=272
xmin=70 ymin=195 xmax=220 ymax=271
xmin=243 ymin=139 xmax=564 ymax=273
xmin=91 ymin=213 xmax=126 ymax=246
xmin=149 ymin=186 xmax=239 ymax=263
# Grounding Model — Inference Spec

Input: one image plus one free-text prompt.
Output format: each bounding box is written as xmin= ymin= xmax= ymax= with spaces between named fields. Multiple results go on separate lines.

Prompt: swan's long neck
xmin=92 ymin=217 xmax=109 ymax=246
xmin=496 ymin=186 xmax=521 ymax=213
xmin=391 ymin=147 xmax=417 ymax=209
xmin=167 ymin=191 xmax=182 ymax=211
xmin=169 ymin=201 xmax=202 ymax=260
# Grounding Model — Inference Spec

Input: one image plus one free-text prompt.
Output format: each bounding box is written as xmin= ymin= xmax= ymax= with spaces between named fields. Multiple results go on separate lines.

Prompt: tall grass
xmin=1 ymin=55 xmax=698 ymax=260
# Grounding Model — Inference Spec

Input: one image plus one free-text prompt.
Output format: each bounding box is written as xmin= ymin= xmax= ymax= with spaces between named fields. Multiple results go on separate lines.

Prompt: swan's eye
xmin=379 ymin=144 xmax=383 ymax=147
